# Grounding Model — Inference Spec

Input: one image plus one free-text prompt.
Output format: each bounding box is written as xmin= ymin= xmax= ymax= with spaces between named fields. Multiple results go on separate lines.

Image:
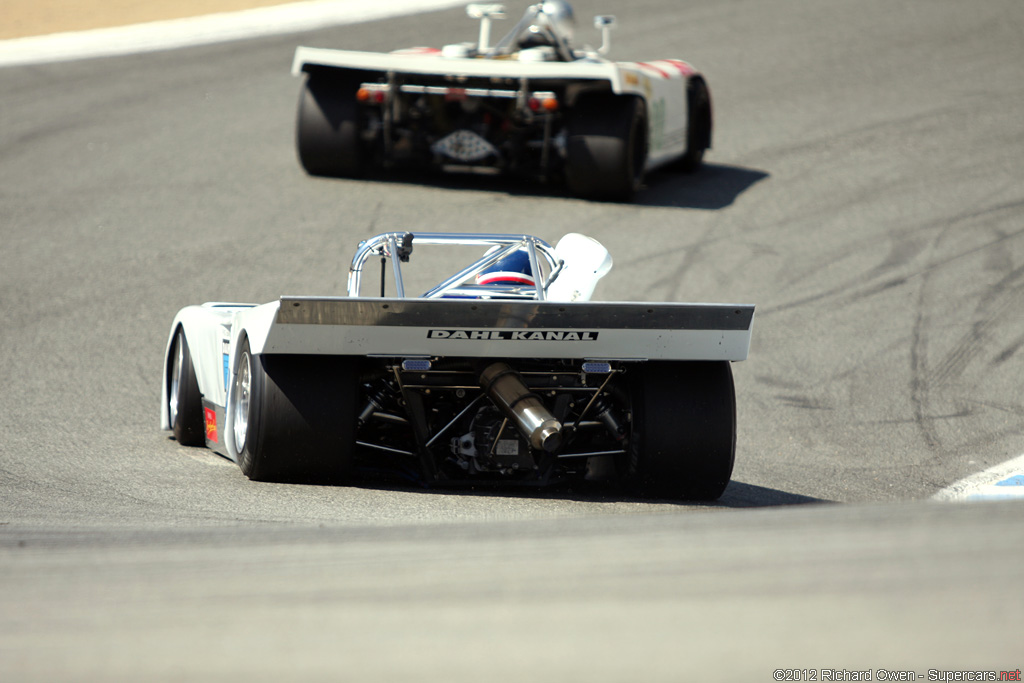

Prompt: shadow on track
xmin=314 ymin=162 xmax=768 ymax=209
xmin=349 ymin=470 xmax=828 ymax=509
xmin=168 ymin=439 xmax=826 ymax=509
xmin=714 ymin=481 xmax=828 ymax=508
xmin=637 ymin=163 xmax=769 ymax=210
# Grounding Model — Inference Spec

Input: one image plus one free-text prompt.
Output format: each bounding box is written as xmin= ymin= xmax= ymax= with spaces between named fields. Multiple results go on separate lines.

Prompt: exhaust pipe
xmin=479 ymin=362 xmax=562 ymax=452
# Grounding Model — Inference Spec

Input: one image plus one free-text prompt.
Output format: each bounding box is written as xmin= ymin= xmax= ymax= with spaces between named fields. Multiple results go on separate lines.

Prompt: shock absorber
xmin=479 ymin=362 xmax=562 ymax=452
xmin=591 ymin=396 xmax=626 ymax=442
xmin=357 ymin=379 xmax=392 ymax=429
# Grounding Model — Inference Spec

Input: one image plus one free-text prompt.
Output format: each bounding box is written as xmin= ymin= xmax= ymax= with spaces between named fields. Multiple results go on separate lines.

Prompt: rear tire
xmin=233 ymin=338 xmax=358 ymax=483
xmin=168 ymin=328 xmax=205 ymax=447
xmin=565 ymin=94 xmax=648 ymax=202
xmin=620 ymin=361 xmax=736 ymax=500
xmin=296 ymin=72 xmax=363 ymax=178
xmin=675 ymin=78 xmax=712 ymax=173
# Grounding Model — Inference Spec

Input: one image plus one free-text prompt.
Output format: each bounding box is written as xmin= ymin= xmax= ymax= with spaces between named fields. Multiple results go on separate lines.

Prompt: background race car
xmin=292 ymin=1 xmax=713 ymax=200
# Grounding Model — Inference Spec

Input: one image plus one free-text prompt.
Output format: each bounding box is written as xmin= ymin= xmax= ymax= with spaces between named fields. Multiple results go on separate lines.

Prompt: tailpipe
xmin=479 ymin=362 xmax=562 ymax=452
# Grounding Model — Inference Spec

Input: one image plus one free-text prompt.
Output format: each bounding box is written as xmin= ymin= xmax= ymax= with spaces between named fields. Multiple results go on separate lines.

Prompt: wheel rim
xmin=233 ymin=350 xmax=251 ymax=452
xmin=169 ymin=332 xmax=183 ymax=425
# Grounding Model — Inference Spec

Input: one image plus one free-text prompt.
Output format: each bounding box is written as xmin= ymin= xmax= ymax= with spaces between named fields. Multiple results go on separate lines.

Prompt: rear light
xmin=528 ymin=96 xmax=558 ymax=112
xmin=357 ymin=87 xmax=388 ymax=104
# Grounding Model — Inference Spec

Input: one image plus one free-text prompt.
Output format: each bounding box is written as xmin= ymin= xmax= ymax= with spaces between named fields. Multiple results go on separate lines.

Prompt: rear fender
xmin=160 ymin=303 xmax=256 ymax=431
xmin=616 ymin=61 xmax=692 ymax=168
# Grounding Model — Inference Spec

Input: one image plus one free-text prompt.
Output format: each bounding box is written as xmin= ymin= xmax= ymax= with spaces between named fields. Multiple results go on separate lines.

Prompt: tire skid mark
xmin=781 ymin=196 xmax=1024 ymax=302
xmin=909 ymin=293 xmax=938 ymax=448
xmin=640 ymin=232 xmax=717 ymax=303
xmin=925 ymin=254 xmax=1024 ymax=386
xmin=776 ymin=395 xmax=832 ymax=411
xmin=929 ymin=287 xmax=1023 ymax=385
xmin=994 ymin=335 xmax=1024 ymax=365
xmin=750 ymin=99 xmax=979 ymax=169
xmin=763 ymin=201 xmax=1024 ymax=316
xmin=906 ymin=192 xmax=1024 ymax=452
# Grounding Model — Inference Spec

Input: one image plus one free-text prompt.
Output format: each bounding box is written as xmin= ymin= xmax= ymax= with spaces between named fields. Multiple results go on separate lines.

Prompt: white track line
xmin=932 ymin=452 xmax=1024 ymax=501
xmin=0 ymin=0 xmax=466 ymax=68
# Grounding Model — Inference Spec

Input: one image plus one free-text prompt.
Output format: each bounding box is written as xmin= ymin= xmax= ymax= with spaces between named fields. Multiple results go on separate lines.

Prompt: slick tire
xmin=168 ymin=327 xmax=206 ymax=447
xmin=620 ymin=361 xmax=736 ymax=501
xmin=675 ymin=78 xmax=712 ymax=173
xmin=565 ymin=94 xmax=648 ymax=202
xmin=233 ymin=337 xmax=357 ymax=483
xmin=296 ymin=71 xmax=363 ymax=178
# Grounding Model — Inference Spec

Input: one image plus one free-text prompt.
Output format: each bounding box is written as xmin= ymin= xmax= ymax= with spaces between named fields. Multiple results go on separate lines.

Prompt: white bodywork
xmin=291 ymin=3 xmax=700 ymax=171
xmin=292 ymin=47 xmax=692 ymax=170
xmin=161 ymin=233 xmax=753 ymax=465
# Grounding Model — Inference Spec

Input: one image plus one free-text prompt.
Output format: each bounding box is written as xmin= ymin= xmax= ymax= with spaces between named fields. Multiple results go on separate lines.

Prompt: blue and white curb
xmin=932 ymin=453 xmax=1024 ymax=501
xmin=0 ymin=0 xmax=466 ymax=68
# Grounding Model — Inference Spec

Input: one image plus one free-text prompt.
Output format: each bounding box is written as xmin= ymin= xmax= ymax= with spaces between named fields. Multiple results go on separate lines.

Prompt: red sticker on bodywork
xmin=204 ymin=407 xmax=218 ymax=443
xmin=663 ymin=59 xmax=696 ymax=77
xmin=636 ymin=61 xmax=670 ymax=79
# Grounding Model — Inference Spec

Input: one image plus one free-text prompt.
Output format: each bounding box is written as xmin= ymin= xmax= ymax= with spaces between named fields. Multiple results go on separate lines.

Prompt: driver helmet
xmin=523 ymin=1 xmax=575 ymax=47
xmin=540 ymin=1 xmax=575 ymax=42
xmin=476 ymin=249 xmax=536 ymax=287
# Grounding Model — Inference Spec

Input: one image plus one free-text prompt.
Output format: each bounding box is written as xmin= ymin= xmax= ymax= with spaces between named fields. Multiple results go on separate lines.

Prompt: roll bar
xmin=346 ymin=232 xmax=563 ymax=300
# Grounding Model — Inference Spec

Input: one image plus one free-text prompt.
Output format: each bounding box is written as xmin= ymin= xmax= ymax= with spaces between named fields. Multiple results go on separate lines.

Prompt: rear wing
xmin=243 ymin=232 xmax=754 ymax=361
xmin=291 ymin=46 xmax=625 ymax=91
xmin=261 ymin=297 xmax=754 ymax=362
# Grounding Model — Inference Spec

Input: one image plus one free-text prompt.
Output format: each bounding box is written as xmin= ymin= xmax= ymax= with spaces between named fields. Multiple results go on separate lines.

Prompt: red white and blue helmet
xmin=476 ymin=249 xmax=536 ymax=287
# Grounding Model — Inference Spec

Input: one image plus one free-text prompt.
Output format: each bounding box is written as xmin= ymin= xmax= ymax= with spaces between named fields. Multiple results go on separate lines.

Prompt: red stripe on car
xmin=477 ymin=275 xmax=536 ymax=286
xmin=663 ymin=59 xmax=695 ymax=77
xmin=636 ymin=61 xmax=670 ymax=79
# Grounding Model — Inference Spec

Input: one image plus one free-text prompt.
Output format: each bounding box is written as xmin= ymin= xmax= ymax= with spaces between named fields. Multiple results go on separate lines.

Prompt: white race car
xmin=162 ymin=233 xmax=753 ymax=500
xmin=291 ymin=2 xmax=712 ymax=200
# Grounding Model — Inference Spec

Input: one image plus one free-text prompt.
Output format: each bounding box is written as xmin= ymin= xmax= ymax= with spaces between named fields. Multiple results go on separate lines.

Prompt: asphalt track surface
xmin=2 ymin=0 xmax=1023 ymax=679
